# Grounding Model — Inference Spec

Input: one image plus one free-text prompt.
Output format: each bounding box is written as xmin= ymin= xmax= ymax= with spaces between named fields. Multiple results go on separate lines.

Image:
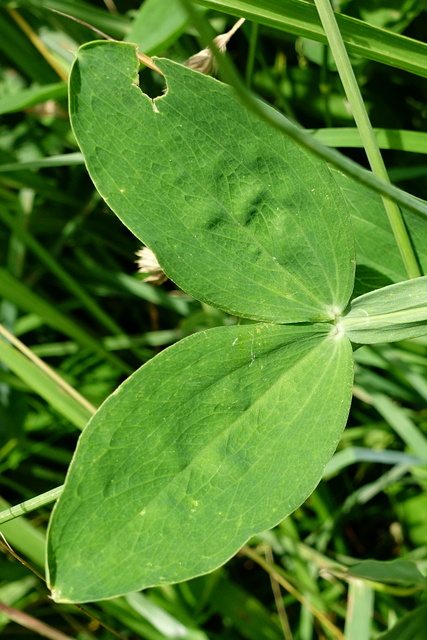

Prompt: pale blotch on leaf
xmin=184 ymin=18 xmax=245 ymax=75
xmin=135 ymin=247 xmax=167 ymax=285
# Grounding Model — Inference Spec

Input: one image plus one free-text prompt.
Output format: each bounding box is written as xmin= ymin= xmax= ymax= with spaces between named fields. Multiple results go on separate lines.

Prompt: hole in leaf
xmin=137 ymin=68 xmax=166 ymax=99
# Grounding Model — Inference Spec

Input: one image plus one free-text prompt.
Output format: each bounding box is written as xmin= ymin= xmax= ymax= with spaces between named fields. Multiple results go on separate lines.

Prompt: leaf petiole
xmin=0 ymin=486 xmax=64 ymax=526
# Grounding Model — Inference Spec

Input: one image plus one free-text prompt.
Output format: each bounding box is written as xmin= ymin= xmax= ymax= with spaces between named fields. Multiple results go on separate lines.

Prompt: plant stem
xmin=0 ymin=602 xmax=74 ymax=640
xmin=0 ymin=486 xmax=64 ymax=525
xmin=342 ymin=306 xmax=427 ymax=330
xmin=320 ymin=45 xmax=332 ymax=127
xmin=177 ymin=1 xmax=427 ymax=224
xmin=313 ymin=0 xmax=421 ymax=279
xmin=264 ymin=545 xmax=293 ymax=640
xmin=245 ymin=21 xmax=258 ymax=87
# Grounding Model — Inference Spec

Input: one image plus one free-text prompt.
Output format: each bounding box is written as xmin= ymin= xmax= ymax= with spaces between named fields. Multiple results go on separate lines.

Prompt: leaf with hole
xmin=68 ymin=41 xmax=355 ymax=324
xmin=44 ymin=38 xmax=362 ymax=604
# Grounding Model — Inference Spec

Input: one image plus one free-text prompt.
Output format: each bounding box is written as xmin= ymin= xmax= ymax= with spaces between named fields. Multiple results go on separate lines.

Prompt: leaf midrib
xmin=99 ymin=334 xmax=333 ymax=513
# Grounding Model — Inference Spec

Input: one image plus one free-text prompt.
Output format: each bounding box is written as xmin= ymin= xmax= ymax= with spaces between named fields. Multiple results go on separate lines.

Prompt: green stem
xmin=341 ymin=306 xmax=427 ymax=330
xmin=178 ymin=1 xmax=427 ymax=224
xmin=313 ymin=0 xmax=420 ymax=279
xmin=320 ymin=44 xmax=332 ymax=127
xmin=244 ymin=21 xmax=258 ymax=87
xmin=0 ymin=486 xmax=64 ymax=525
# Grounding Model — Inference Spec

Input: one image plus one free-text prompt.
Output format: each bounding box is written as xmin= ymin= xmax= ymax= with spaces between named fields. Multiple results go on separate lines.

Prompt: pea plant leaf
xmin=341 ymin=275 xmax=427 ymax=344
xmin=47 ymin=323 xmax=353 ymax=603
xmin=347 ymin=558 xmax=426 ymax=587
xmin=333 ymin=168 xmax=427 ymax=294
xmin=68 ymin=41 xmax=354 ymax=324
xmin=47 ymin=40 xmax=357 ymax=604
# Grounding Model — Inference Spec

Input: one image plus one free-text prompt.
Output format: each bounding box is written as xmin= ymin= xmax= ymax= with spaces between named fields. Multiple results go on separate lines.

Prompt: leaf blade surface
xmin=196 ymin=0 xmax=427 ymax=79
xmin=47 ymin=323 xmax=353 ymax=602
xmin=332 ymin=169 xmax=427 ymax=294
xmin=69 ymin=41 xmax=354 ymax=323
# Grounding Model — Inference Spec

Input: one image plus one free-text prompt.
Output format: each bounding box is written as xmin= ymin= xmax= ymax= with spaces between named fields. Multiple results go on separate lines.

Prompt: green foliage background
xmin=0 ymin=0 xmax=427 ymax=638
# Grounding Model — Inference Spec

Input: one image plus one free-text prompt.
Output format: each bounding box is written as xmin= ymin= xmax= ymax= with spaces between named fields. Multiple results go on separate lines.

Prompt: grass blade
xmin=344 ymin=580 xmax=373 ymax=640
xmin=0 ymin=268 xmax=132 ymax=374
xmin=197 ymin=0 xmax=427 ymax=78
xmin=0 ymin=337 xmax=91 ymax=430
xmin=312 ymin=128 xmax=427 ymax=154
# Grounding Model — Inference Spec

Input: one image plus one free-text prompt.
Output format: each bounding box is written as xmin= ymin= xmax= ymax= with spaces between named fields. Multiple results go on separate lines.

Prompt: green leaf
xmin=0 ymin=268 xmax=131 ymax=374
xmin=209 ymin=577 xmax=284 ymax=640
xmin=333 ymin=169 xmax=427 ymax=292
xmin=47 ymin=323 xmax=353 ymax=603
xmin=370 ymin=394 xmax=427 ymax=462
xmin=343 ymin=0 xmax=423 ymax=33
xmin=125 ymin=591 xmax=209 ymax=640
xmin=312 ymin=128 xmax=427 ymax=154
xmin=0 ymin=208 xmax=134 ymax=349
xmin=19 ymin=0 xmax=130 ymax=40
xmin=0 ymin=153 xmax=83 ymax=172
xmin=347 ymin=559 xmax=426 ymax=586
xmin=69 ymin=41 xmax=354 ymax=324
xmin=196 ymin=0 xmax=427 ymax=79
xmin=341 ymin=276 xmax=427 ymax=344
xmin=0 ymin=341 xmax=90 ymax=431
xmin=126 ymin=0 xmax=199 ymax=55
xmin=322 ymin=446 xmax=424 ymax=480
xmin=0 ymin=82 xmax=67 ymax=115
xmin=377 ymin=602 xmax=427 ymax=640
xmin=344 ymin=580 xmax=373 ymax=640
xmin=0 ymin=8 xmax=59 ymax=84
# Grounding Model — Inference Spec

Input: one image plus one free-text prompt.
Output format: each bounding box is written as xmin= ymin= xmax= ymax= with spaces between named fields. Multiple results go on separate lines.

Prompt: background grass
xmin=0 ymin=1 xmax=426 ymax=638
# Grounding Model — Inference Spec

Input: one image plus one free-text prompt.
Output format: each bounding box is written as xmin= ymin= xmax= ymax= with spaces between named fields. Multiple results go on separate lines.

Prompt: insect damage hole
xmin=136 ymin=67 xmax=166 ymax=101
